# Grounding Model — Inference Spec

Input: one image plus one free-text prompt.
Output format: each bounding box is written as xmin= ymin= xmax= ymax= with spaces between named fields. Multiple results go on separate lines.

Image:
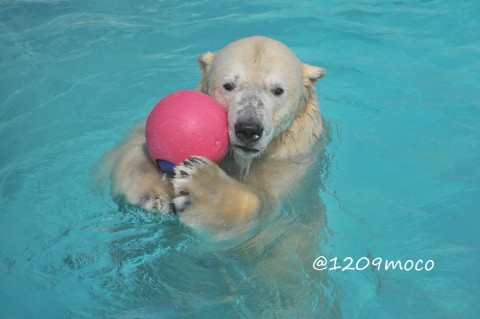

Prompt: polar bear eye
xmin=273 ymin=87 xmax=284 ymax=96
xmin=223 ymin=83 xmax=235 ymax=91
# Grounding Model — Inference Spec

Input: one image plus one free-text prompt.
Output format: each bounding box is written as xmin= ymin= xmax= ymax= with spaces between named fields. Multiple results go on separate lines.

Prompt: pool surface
xmin=1 ymin=0 xmax=479 ymax=318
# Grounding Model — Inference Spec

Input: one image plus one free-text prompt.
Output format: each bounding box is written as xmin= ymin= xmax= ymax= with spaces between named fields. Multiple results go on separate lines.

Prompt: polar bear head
xmin=197 ymin=36 xmax=326 ymax=163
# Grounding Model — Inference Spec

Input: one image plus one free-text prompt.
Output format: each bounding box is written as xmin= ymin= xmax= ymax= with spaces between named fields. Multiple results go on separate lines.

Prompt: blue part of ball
xmin=156 ymin=160 xmax=176 ymax=176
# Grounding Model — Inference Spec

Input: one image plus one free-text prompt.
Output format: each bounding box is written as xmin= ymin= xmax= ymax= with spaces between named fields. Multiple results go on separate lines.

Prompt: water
xmin=1 ymin=0 xmax=479 ymax=318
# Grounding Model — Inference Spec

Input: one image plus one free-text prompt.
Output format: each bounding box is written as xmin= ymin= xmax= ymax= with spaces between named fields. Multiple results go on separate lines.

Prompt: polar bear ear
xmin=198 ymin=52 xmax=216 ymax=74
xmin=302 ymin=63 xmax=327 ymax=85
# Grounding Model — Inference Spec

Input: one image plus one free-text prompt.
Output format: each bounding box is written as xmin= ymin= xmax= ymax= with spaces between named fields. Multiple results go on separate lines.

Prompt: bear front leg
xmin=105 ymin=126 xmax=175 ymax=214
xmin=172 ymin=157 xmax=260 ymax=230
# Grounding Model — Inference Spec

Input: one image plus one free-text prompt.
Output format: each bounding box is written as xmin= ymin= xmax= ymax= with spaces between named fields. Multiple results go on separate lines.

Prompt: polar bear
xmin=105 ymin=36 xmax=327 ymax=235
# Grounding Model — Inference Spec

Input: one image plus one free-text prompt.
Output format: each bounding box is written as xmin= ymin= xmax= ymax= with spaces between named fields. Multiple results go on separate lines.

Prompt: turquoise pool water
xmin=1 ymin=0 xmax=479 ymax=318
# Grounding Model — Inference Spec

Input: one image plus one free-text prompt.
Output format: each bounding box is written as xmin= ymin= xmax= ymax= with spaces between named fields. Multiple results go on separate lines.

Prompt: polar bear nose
xmin=234 ymin=120 xmax=264 ymax=144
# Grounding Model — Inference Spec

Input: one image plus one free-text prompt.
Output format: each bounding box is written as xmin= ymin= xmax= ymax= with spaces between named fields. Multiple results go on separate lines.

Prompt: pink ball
xmin=145 ymin=91 xmax=229 ymax=171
